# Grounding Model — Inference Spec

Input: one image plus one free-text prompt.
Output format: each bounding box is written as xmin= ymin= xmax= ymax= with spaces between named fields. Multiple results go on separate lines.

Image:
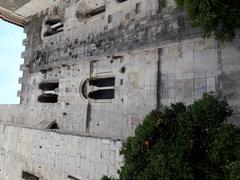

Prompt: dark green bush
xmin=118 ymin=93 xmax=240 ymax=180
xmin=101 ymin=175 xmax=113 ymax=180
xmin=175 ymin=0 xmax=240 ymax=42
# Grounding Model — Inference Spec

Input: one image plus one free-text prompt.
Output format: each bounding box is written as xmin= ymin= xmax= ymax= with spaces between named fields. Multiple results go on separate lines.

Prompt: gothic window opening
xmin=88 ymin=76 xmax=115 ymax=100
xmin=80 ymin=77 xmax=115 ymax=101
xmin=22 ymin=171 xmax=39 ymax=180
xmin=44 ymin=17 xmax=64 ymax=37
xmin=38 ymin=81 xmax=59 ymax=103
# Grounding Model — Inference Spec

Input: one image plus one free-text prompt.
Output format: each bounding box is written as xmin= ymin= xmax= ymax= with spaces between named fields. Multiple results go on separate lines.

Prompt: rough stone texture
xmin=0 ymin=0 xmax=239 ymax=179
xmin=0 ymin=124 xmax=122 ymax=180
xmin=160 ymin=38 xmax=218 ymax=106
xmin=0 ymin=0 xmax=30 ymax=12
xmin=0 ymin=0 xmax=59 ymax=18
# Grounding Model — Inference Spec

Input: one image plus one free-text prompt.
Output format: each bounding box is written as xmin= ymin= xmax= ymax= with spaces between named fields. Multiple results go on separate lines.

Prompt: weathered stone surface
xmin=0 ymin=124 xmax=122 ymax=180
xmin=0 ymin=0 xmax=30 ymax=12
xmin=0 ymin=0 xmax=240 ymax=179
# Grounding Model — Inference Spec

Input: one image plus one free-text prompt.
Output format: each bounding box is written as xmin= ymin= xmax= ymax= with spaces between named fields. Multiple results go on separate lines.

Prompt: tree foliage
xmin=175 ymin=0 xmax=240 ymax=41
xmin=116 ymin=93 xmax=240 ymax=180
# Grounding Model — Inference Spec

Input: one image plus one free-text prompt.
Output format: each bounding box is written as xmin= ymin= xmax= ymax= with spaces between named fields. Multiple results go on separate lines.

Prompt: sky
xmin=0 ymin=20 xmax=25 ymax=104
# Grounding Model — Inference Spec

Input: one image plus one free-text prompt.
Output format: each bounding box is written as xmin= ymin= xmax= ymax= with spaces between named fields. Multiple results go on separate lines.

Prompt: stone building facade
xmin=0 ymin=0 xmax=239 ymax=179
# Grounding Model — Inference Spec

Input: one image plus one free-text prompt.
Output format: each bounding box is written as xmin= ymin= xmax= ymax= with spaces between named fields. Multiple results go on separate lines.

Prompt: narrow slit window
xmin=88 ymin=89 xmax=115 ymax=99
xmin=135 ymin=3 xmax=141 ymax=14
xmin=22 ymin=171 xmax=39 ymax=180
xmin=108 ymin=15 xmax=113 ymax=24
xmin=89 ymin=77 xmax=115 ymax=87
xmin=68 ymin=175 xmax=80 ymax=180
xmin=38 ymin=94 xmax=58 ymax=103
xmin=116 ymin=0 xmax=128 ymax=2
xmin=87 ymin=6 xmax=106 ymax=17
xmin=158 ymin=0 xmax=166 ymax=12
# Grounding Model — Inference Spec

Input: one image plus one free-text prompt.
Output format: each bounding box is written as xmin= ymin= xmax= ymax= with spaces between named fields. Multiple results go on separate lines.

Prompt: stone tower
xmin=0 ymin=0 xmax=239 ymax=179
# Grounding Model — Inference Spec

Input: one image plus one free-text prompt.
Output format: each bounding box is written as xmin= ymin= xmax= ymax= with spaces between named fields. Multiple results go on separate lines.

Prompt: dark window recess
xmin=135 ymin=3 xmax=141 ymax=14
xmin=48 ymin=122 xmax=59 ymax=129
xmin=120 ymin=66 xmax=126 ymax=73
xmin=108 ymin=15 xmax=113 ymax=23
xmin=158 ymin=0 xmax=166 ymax=12
xmin=88 ymin=89 xmax=115 ymax=99
xmin=44 ymin=23 xmax=64 ymax=37
xmin=68 ymin=175 xmax=80 ymax=180
xmin=44 ymin=17 xmax=64 ymax=37
xmin=38 ymin=81 xmax=59 ymax=103
xmin=22 ymin=171 xmax=39 ymax=180
xmin=89 ymin=77 xmax=115 ymax=87
xmin=39 ymin=81 xmax=59 ymax=91
xmin=116 ymin=0 xmax=128 ymax=2
xmin=113 ymin=55 xmax=123 ymax=59
xmin=45 ymin=17 xmax=62 ymax=25
xmin=38 ymin=94 xmax=58 ymax=103
xmin=87 ymin=6 xmax=106 ymax=17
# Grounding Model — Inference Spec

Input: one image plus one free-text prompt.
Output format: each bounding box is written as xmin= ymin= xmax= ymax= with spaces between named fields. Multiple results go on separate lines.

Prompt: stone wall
xmin=1 ymin=37 xmax=240 ymax=138
xmin=4 ymin=38 xmax=239 ymax=138
xmin=0 ymin=0 xmax=239 ymax=179
xmin=0 ymin=123 xmax=122 ymax=180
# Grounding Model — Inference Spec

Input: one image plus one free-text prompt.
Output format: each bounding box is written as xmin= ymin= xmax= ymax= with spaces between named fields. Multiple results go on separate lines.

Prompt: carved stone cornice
xmin=0 ymin=6 xmax=28 ymax=27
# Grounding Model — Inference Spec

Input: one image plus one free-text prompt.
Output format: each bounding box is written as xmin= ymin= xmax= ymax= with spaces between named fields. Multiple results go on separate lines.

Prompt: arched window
xmin=43 ymin=16 xmax=64 ymax=37
xmin=38 ymin=81 xmax=59 ymax=103
xmin=81 ymin=77 xmax=115 ymax=100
